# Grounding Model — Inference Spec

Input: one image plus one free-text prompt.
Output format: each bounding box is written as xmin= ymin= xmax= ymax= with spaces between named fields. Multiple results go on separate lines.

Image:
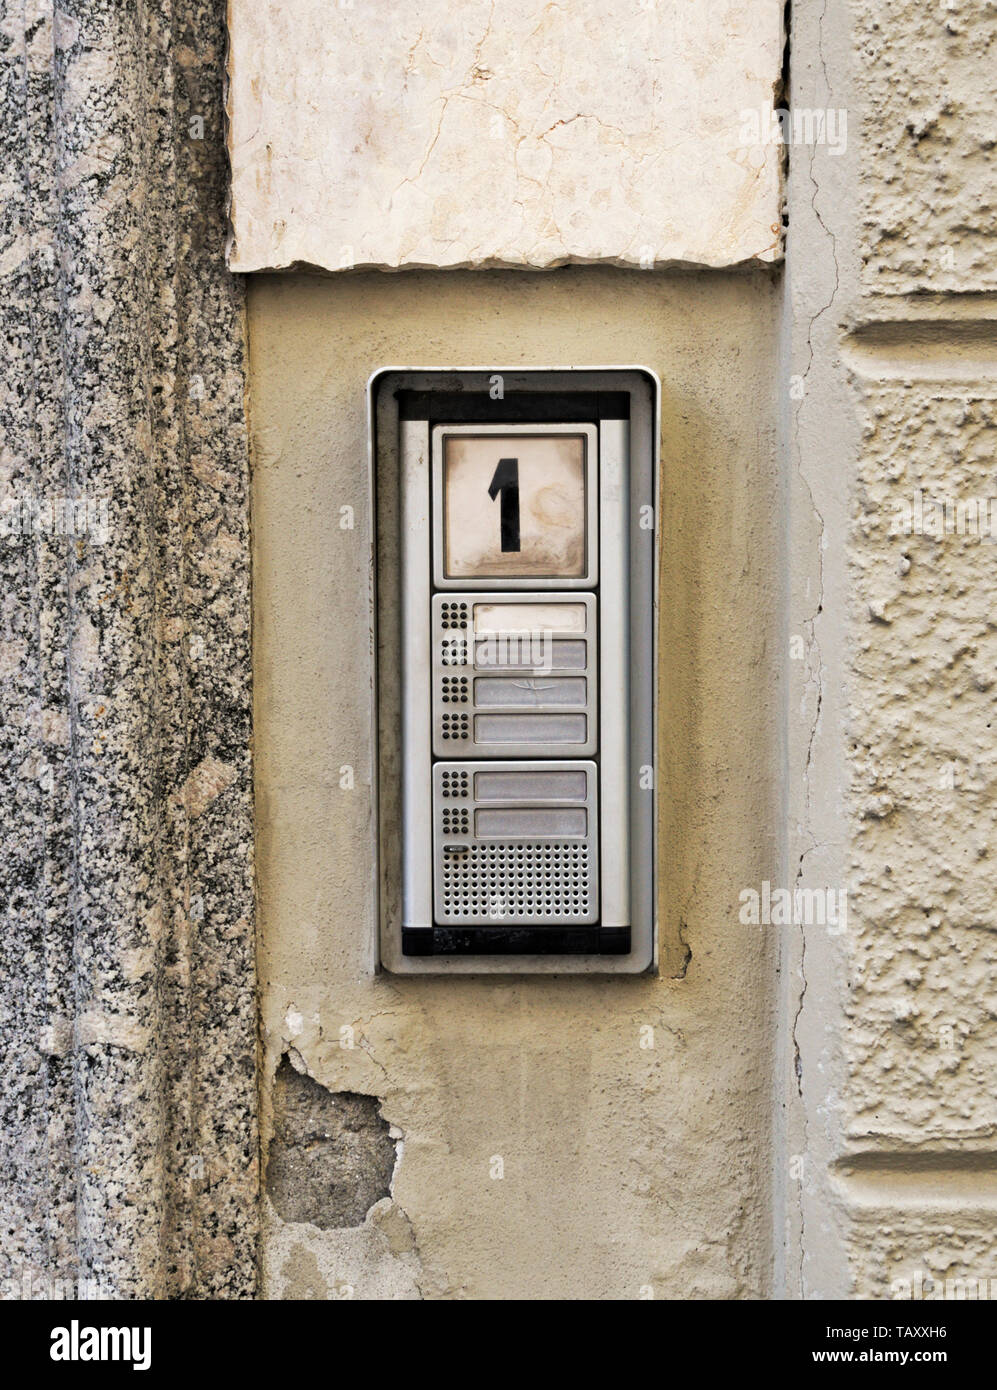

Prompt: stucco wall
xmin=248 ymin=267 xmax=783 ymax=1298
xmin=787 ymin=0 xmax=997 ymax=1300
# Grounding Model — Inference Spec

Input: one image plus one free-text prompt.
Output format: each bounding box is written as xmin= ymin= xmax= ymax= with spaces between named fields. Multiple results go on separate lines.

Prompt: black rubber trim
xmin=402 ymin=926 xmax=631 ymax=956
xmin=397 ymin=390 xmax=631 ymax=423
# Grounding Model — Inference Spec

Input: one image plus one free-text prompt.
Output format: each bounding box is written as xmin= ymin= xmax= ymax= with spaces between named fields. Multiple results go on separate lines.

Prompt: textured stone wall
xmin=788 ymin=0 xmax=997 ymax=1297
xmin=0 ymin=1 xmax=257 ymax=1298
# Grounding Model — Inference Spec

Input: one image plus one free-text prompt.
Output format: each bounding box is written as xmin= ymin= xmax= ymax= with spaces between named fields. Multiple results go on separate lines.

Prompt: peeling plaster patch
xmin=263 ymin=1194 xmax=424 ymax=1300
xmin=367 ymin=1196 xmax=419 ymax=1258
xmin=280 ymin=1244 xmax=328 ymax=1299
xmin=670 ymin=920 xmax=692 ymax=979
xmin=267 ymin=1057 xmax=397 ymax=1229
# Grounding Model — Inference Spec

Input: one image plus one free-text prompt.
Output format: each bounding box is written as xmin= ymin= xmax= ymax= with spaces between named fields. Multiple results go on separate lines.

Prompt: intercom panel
xmin=432 ymin=592 xmax=598 ymax=758
xmin=372 ymin=369 xmax=657 ymax=974
xmin=432 ymin=760 xmax=599 ymax=927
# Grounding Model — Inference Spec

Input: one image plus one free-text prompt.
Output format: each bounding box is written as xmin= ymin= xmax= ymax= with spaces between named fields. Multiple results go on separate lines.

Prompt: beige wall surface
xmin=248 ymin=268 xmax=783 ymax=1299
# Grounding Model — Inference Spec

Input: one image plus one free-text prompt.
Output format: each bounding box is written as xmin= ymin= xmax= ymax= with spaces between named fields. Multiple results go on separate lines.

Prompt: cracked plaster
xmin=225 ymin=0 xmax=785 ymax=272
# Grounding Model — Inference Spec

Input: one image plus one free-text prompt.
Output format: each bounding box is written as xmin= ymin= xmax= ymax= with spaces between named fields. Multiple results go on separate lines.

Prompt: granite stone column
xmin=0 ymin=0 xmax=257 ymax=1298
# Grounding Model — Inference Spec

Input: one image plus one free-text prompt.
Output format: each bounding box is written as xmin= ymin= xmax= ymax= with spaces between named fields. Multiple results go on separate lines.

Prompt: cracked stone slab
xmin=226 ymin=0 xmax=785 ymax=272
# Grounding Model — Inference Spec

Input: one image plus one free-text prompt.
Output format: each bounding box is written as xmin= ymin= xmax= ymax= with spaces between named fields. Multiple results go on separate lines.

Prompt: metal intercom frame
xmin=369 ymin=368 xmax=659 ymax=975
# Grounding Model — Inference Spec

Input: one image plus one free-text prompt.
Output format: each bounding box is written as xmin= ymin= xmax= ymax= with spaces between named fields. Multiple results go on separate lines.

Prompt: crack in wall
xmin=787 ymin=0 xmax=844 ymax=1300
xmin=671 ymin=919 xmax=693 ymax=980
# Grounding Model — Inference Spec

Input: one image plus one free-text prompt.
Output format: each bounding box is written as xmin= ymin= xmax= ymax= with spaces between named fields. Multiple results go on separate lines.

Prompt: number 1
xmin=488 ymin=458 xmax=520 ymax=552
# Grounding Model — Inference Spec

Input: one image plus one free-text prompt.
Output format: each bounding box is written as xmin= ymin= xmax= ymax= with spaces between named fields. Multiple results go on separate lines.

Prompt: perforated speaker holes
xmin=440 ymin=637 xmax=468 ymax=666
xmin=440 ymin=841 xmax=592 ymax=920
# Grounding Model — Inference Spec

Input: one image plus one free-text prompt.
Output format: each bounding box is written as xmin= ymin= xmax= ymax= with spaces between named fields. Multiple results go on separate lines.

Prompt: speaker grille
xmin=439 ymin=841 xmax=592 ymax=921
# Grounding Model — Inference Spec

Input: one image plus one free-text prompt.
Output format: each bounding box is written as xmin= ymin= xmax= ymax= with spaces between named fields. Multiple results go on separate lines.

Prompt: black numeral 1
xmin=488 ymin=458 xmax=520 ymax=552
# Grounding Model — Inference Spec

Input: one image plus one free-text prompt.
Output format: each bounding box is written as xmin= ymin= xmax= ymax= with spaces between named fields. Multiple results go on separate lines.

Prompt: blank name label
xmin=473 ymin=602 xmax=587 ymax=634
xmin=474 ymin=769 xmax=589 ymax=802
xmin=474 ymin=714 xmax=587 ymax=744
xmin=475 ymin=808 xmax=588 ymax=838
xmin=473 ymin=677 xmax=587 ymax=708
